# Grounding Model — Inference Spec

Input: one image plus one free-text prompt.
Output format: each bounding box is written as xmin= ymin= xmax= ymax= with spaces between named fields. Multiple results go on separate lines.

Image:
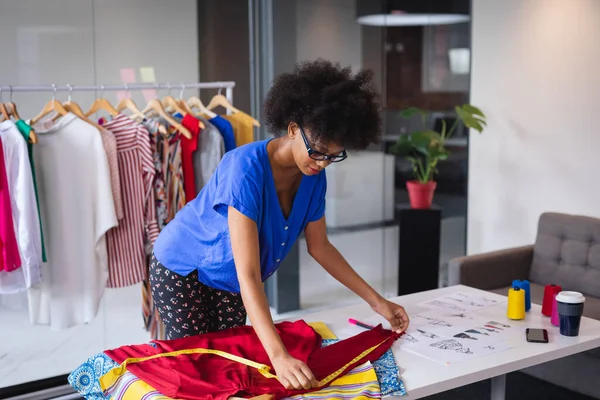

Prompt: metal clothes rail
xmin=0 ymin=81 xmax=236 ymax=104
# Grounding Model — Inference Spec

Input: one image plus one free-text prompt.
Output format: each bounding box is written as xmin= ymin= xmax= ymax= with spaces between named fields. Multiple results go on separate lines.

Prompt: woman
xmin=151 ymin=60 xmax=410 ymax=390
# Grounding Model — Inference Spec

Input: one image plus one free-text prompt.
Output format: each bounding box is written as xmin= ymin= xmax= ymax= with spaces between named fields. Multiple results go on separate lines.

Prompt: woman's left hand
xmin=373 ymin=299 xmax=410 ymax=334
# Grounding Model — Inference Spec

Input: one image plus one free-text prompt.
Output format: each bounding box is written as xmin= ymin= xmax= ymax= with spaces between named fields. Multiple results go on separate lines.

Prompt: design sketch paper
xmin=395 ymin=326 xmax=444 ymax=349
xmin=411 ymin=314 xmax=454 ymax=328
xmin=410 ymin=309 xmax=481 ymax=334
xmin=333 ymin=292 xmax=513 ymax=365
xmin=419 ymin=291 xmax=503 ymax=313
xmin=451 ymin=291 xmax=503 ymax=307
xmin=404 ymin=338 xmax=512 ymax=365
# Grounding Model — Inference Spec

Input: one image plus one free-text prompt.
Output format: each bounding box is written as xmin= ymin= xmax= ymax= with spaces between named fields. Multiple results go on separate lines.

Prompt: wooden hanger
xmin=0 ymin=87 xmax=9 ymax=122
xmin=162 ymin=95 xmax=188 ymax=116
xmin=206 ymin=89 xmax=261 ymax=127
xmin=174 ymin=84 xmax=205 ymax=129
xmin=176 ymin=98 xmax=205 ymax=129
xmin=176 ymin=83 xmax=194 ymax=115
xmin=206 ymin=90 xmax=240 ymax=114
xmin=30 ymin=85 xmax=69 ymax=126
xmin=3 ymin=87 xmax=20 ymax=120
xmin=116 ymin=85 xmax=146 ymax=120
xmin=117 ymin=98 xmax=145 ymax=119
xmin=142 ymin=98 xmax=192 ymax=139
xmin=0 ymin=87 xmax=6 ymax=122
xmin=58 ymin=85 xmax=105 ymax=130
xmin=63 ymin=102 xmax=86 ymax=119
xmin=178 ymin=98 xmax=194 ymax=114
xmin=85 ymin=85 xmax=119 ymax=118
xmin=160 ymin=83 xmax=187 ymax=116
xmin=188 ymin=96 xmax=217 ymax=119
xmin=5 ymin=102 xmax=19 ymax=120
xmin=4 ymin=87 xmax=38 ymax=143
xmin=0 ymin=103 xmax=9 ymax=122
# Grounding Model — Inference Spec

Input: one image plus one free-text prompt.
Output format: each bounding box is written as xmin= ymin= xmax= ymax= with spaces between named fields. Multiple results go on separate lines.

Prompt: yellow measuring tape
xmin=103 ymin=348 xmax=276 ymax=379
xmin=100 ymin=335 xmax=392 ymax=391
xmin=317 ymin=336 xmax=392 ymax=386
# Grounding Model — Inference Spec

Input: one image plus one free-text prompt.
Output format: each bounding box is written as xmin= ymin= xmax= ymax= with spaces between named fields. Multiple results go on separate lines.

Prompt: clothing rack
xmin=0 ymin=81 xmax=236 ymax=104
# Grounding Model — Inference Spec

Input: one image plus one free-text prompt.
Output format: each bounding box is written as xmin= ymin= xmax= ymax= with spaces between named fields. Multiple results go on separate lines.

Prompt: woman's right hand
xmin=271 ymin=353 xmax=318 ymax=390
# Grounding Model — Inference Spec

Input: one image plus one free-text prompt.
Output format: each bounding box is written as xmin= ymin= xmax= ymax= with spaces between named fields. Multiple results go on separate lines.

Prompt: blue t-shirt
xmin=153 ymin=139 xmax=327 ymax=293
xmin=209 ymin=115 xmax=236 ymax=153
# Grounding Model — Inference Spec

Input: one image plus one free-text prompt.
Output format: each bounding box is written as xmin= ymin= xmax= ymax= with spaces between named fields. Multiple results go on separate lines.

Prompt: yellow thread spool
xmin=507 ymin=287 xmax=526 ymax=320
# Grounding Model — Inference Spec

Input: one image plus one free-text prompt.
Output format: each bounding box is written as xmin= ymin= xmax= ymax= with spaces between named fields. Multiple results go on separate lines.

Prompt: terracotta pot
xmin=406 ymin=180 xmax=437 ymax=209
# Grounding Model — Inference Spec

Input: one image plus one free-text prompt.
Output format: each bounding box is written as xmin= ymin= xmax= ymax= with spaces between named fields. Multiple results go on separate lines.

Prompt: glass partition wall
xmin=259 ymin=0 xmax=396 ymax=315
xmin=261 ymin=0 xmax=472 ymax=315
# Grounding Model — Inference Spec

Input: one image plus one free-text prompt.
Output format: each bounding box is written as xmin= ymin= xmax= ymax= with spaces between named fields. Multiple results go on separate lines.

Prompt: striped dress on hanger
xmin=103 ymin=114 xmax=159 ymax=288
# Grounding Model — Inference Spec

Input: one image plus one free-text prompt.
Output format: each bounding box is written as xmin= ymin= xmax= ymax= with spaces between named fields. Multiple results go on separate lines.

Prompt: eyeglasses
xmin=298 ymin=125 xmax=347 ymax=163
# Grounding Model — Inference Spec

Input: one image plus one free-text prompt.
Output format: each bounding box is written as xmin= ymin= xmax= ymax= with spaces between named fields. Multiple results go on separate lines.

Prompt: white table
xmin=282 ymin=285 xmax=600 ymax=399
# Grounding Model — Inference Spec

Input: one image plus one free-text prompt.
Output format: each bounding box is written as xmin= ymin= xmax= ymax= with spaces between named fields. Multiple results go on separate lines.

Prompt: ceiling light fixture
xmin=357 ymin=13 xmax=469 ymax=27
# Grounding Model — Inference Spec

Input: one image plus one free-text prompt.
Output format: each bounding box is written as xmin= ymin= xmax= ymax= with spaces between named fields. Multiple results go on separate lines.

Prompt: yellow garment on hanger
xmin=223 ymin=112 xmax=255 ymax=147
xmin=98 ymin=322 xmax=383 ymax=400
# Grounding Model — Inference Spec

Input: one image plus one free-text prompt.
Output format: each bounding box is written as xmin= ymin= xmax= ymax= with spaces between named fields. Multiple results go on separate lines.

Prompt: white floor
xmin=0 ymin=217 xmax=464 ymax=389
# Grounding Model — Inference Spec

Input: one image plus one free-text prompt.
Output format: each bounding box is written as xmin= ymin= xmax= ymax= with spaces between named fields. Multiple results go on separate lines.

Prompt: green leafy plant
xmin=389 ymin=105 xmax=487 ymax=184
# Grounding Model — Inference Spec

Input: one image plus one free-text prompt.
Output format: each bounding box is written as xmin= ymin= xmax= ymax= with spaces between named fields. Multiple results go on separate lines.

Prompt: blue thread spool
xmin=512 ymin=279 xmax=531 ymax=311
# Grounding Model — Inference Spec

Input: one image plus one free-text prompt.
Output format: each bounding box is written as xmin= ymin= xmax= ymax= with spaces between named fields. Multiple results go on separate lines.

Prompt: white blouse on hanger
xmin=0 ymin=120 xmax=42 ymax=294
xmin=28 ymin=113 xmax=118 ymax=330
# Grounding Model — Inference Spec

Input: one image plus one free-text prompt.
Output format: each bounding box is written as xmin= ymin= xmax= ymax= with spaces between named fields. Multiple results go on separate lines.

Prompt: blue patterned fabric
xmin=68 ymin=353 xmax=118 ymax=400
xmin=69 ymin=343 xmax=158 ymax=399
xmin=322 ymin=339 xmax=406 ymax=396
xmin=373 ymin=347 xmax=407 ymax=396
xmin=70 ymin=340 xmax=407 ymax=398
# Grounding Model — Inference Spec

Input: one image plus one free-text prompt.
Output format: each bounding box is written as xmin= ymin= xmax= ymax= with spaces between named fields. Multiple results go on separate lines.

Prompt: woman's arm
xmin=304 ymin=216 xmax=409 ymax=332
xmin=228 ymin=206 xmax=317 ymax=390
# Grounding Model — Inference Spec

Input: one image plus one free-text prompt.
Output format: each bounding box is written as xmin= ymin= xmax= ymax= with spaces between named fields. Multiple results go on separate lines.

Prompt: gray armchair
xmin=448 ymin=212 xmax=600 ymax=398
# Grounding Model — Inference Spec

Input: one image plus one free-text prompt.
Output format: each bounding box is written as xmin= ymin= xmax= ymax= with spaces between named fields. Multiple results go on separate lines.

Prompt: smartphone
xmin=526 ymin=328 xmax=549 ymax=343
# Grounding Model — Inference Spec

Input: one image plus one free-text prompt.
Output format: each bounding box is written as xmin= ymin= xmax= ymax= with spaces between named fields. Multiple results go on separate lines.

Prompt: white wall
xmin=296 ymin=0 xmax=362 ymax=71
xmin=0 ymin=0 xmax=198 ymax=119
xmin=468 ymin=0 xmax=600 ymax=254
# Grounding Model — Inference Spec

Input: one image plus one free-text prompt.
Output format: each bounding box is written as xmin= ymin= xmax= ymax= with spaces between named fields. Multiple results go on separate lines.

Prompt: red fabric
xmin=180 ymin=114 xmax=201 ymax=203
xmin=105 ymin=320 xmax=398 ymax=400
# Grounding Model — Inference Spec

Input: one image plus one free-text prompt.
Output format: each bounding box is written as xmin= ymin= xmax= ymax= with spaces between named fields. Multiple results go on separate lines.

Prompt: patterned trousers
xmin=149 ymin=254 xmax=247 ymax=339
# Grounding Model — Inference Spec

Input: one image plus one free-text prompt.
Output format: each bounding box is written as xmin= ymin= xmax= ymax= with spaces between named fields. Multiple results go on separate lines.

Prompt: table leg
xmin=490 ymin=374 xmax=506 ymax=400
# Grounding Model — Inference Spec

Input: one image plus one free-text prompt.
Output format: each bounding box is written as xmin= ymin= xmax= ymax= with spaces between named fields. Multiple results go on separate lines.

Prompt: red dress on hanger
xmin=103 ymin=320 xmax=399 ymax=400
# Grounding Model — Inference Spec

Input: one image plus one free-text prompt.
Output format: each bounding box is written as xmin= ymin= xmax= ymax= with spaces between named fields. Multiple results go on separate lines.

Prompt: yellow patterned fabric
xmin=283 ymin=362 xmax=380 ymax=400
xmin=102 ymin=361 xmax=380 ymax=400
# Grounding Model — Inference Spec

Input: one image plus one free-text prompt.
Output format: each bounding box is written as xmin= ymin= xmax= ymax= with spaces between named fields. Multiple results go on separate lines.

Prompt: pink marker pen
xmin=348 ymin=318 xmax=376 ymax=330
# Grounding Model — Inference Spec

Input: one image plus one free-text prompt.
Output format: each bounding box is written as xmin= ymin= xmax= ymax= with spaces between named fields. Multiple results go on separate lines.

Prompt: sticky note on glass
xmin=119 ymin=68 xmax=136 ymax=83
xmin=140 ymin=67 xmax=156 ymax=83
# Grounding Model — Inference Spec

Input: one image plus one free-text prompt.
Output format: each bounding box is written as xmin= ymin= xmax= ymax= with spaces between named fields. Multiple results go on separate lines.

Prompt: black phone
xmin=526 ymin=328 xmax=549 ymax=343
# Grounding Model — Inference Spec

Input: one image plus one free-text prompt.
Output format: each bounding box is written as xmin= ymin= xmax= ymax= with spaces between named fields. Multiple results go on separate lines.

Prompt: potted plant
xmin=389 ymin=104 xmax=487 ymax=209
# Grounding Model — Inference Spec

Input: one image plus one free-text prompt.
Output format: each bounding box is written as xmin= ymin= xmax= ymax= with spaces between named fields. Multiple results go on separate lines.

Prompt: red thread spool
xmin=542 ymin=284 xmax=562 ymax=316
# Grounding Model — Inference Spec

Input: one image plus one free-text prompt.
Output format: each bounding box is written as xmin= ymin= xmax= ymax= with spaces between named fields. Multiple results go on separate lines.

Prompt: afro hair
xmin=264 ymin=59 xmax=382 ymax=151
